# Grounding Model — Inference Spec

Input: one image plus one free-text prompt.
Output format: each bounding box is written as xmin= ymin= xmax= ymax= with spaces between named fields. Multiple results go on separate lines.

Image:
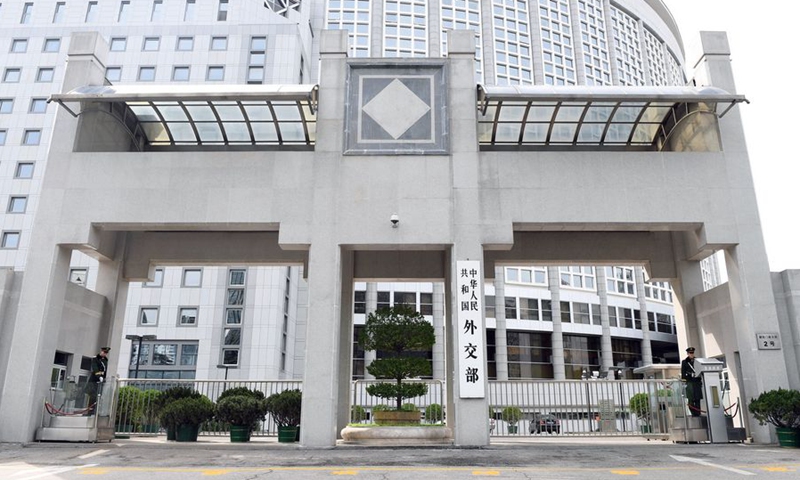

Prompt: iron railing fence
xmin=115 ymin=379 xmax=301 ymax=436
xmin=350 ymin=380 xmax=446 ymax=424
xmin=488 ymin=379 xmax=682 ymax=437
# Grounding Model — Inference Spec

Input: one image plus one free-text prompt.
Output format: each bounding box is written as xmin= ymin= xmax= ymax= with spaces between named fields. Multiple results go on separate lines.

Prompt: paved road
xmin=1 ymin=437 xmax=798 ymax=480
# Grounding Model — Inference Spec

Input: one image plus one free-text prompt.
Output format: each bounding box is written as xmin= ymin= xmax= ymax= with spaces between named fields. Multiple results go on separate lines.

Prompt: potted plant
xmin=629 ymin=393 xmax=652 ymax=433
xmin=749 ymin=388 xmax=800 ymax=448
xmin=425 ymin=404 xmax=444 ymax=424
xmin=159 ymin=390 xmax=215 ymax=442
xmin=358 ymin=305 xmax=435 ymax=425
xmin=351 ymin=405 xmax=367 ymax=423
xmin=502 ymin=406 xmax=522 ymax=434
xmin=155 ymin=386 xmax=200 ymax=440
xmin=216 ymin=394 xmax=267 ymax=442
xmin=265 ymin=389 xmax=302 ymax=443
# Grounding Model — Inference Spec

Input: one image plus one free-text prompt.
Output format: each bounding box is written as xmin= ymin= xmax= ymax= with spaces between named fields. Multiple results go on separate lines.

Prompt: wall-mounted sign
xmin=457 ymin=260 xmax=485 ymax=398
xmin=756 ymin=333 xmax=782 ymax=350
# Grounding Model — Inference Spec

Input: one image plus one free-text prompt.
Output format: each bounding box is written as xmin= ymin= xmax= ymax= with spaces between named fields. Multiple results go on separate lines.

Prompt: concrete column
xmin=493 ymin=266 xmax=509 ymax=380
xmin=596 ymin=267 xmax=614 ymax=373
xmin=548 ymin=267 xmax=566 ymax=380
xmin=568 ymin=0 xmax=588 ymax=84
xmin=446 ymin=30 xmax=489 ymax=447
xmin=634 ymin=267 xmax=653 ymax=365
xmin=432 ymin=282 xmax=446 ymax=380
xmin=92 ymin=234 xmax=130 ymax=380
xmin=601 ymin=0 xmax=621 ymax=85
xmin=363 ymin=282 xmax=377 ymax=380
xmin=336 ymin=250 xmax=355 ymax=437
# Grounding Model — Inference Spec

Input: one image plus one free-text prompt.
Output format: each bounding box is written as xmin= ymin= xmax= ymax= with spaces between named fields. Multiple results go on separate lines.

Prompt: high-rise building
xmin=1 ymin=1 xmax=790 ymax=446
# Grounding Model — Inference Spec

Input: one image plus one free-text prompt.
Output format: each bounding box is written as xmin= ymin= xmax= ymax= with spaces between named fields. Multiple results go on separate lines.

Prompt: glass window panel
xmin=527 ymin=105 xmax=556 ymax=121
xmin=185 ymin=105 xmax=216 ymax=121
xmin=550 ymin=123 xmax=577 ymax=142
xmin=577 ymin=123 xmax=605 ymax=143
xmin=639 ymin=106 xmax=671 ymax=123
xmin=477 ymin=122 xmax=494 ymax=142
xmin=142 ymin=123 xmax=170 ymax=143
xmin=130 ymin=344 xmax=150 ymax=366
xmin=612 ymin=105 xmax=643 ymax=123
xmin=252 ymin=123 xmax=278 ymax=142
xmin=222 ymin=349 xmax=239 ymax=365
xmin=157 ymin=106 xmax=188 ymax=122
xmin=196 ymin=123 xmax=224 ymax=142
xmin=278 ymin=123 xmax=305 ymax=142
xmin=223 ymin=123 xmax=250 ymax=142
xmin=224 ymin=329 xmax=241 ymax=345
xmin=522 ymin=123 xmax=549 ymax=142
xmin=227 ymin=288 xmax=244 ymax=305
xmin=497 ymin=105 xmax=527 ymax=122
xmin=272 ymin=104 xmax=302 ymax=121
xmin=495 ymin=123 xmax=521 ymax=142
xmin=229 ymin=270 xmax=246 ymax=285
xmin=243 ymin=105 xmax=272 ymax=121
xmin=556 ymin=105 xmax=585 ymax=122
xmin=139 ymin=308 xmax=158 ymax=325
xmin=167 ymin=123 xmax=196 ymax=143
xmin=226 ymin=308 xmax=242 ymax=325
xmin=214 ymin=105 xmax=244 ymax=121
xmin=584 ymin=104 xmax=614 ymax=122
xmin=152 ymin=344 xmax=177 ymax=365
xmin=181 ymin=345 xmax=198 ymax=365
xmin=128 ymin=105 xmax=160 ymax=122
xmin=604 ymin=123 xmax=633 ymax=143
xmin=179 ymin=308 xmax=198 ymax=325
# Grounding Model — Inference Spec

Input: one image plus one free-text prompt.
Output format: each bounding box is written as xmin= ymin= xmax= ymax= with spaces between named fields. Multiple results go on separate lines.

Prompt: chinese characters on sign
xmin=457 ymin=260 xmax=485 ymax=398
xmin=756 ymin=333 xmax=782 ymax=350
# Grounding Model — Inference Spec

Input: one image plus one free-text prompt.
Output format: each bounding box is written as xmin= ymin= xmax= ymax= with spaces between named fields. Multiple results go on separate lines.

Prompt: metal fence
xmin=488 ymin=379 xmax=681 ymax=437
xmin=113 ymin=378 xmax=685 ymax=438
xmin=115 ymin=379 xmax=301 ymax=436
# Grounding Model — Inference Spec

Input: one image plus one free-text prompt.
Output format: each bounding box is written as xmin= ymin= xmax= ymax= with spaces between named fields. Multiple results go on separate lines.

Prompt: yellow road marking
xmin=611 ymin=470 xmax=639 ymax=475
xmin=80 ymin=468 xmax=109 ymax=475
xmin=202 ymin=469 xmax=231 ymax=476
xmin=761 ymin=467 xmax=795 ymax=472
xmin=472 ymin=470 xmax=500 ymax=475
xmin=332 ymin=470 xmax=359 ymax=475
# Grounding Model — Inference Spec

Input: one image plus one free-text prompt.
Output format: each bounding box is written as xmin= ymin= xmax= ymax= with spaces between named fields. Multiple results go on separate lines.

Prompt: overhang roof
xmin=476 ymin=85 xmax=747 ymax=150
xmin=50 ymin=84 xmax=318 ymax=148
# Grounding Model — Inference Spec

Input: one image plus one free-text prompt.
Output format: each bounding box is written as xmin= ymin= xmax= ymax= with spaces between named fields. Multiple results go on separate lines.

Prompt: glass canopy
xmin=50 ymin=84 xmax=318 ymax=149
xmin=476 ymin=85 xmax=747 ymax=151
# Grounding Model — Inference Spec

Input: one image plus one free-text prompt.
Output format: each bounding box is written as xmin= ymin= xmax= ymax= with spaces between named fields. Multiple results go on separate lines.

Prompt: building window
xmin=143 ymin=268 xmax=164 ymax=287
xmin=207 ymin=66 xmax=224 ymax=81
xmin=182 ymin=268 xmax=202 ymax=287
xmin=0 ymin=130 xmax=7 ymax=145
xmin=138 ymin=66 xmax=156 ymax=82
xmin=184 ymin=0 xmax=196 ymax=21
xmin=221 ymin=349 xmax=239 ymax=366
xmin=150 ymin=0 xmax=163 ymax=22
xmin=382 ymin=0 xmax=428 ymax=58
xmin=247 ymin=37 xmax=267 ymax=84
xmin=353 ymin=290 xmax=366 ymax=314
xmin=217 ymin=0 xmax=229 ymax=21
xmin=152 ymin=343 xmax=177 ymax=365
xmin=0 ymin=99 xmax=12 ymax=114
xmin=489 ymin=330 xmax=554 ymax=379
xmin=21 ymin=3 xmax=33 ymax=24
xmin=23 ymin=129 xmax=41 ymax=145
xmin=128 ymin=341 xmax=198 ymax=378
xmin=118 ymin=1 xmax=130 ymax=22
xmin=138 ymin=307 xmax=159 ymax=326
xmin=179 ymin=307 xmax=198 ymax=326
xmin=85 ymin=1 xmax=98 ymax=23
xmin=325 ymin=0 xmax=372 ymax=57
xmin=69 ymin=268 xmax=88 ymax=286
xmin=377 ymin=291 xmax=390 ymax=310
xmin=439 ymin=0 xmax=483 ymax=79
xmin=53 ymin=2 xmax=66 ymax=23
xmin=606 ymin=266 xmax=636 ymax=296
xmin=37 ymin=68 xmax=55 ymax=82
xmin=7 ymin=196 xmax=27 ymax=214
xmin=176 ymin=37 xmax=194 ymax=51
xmin=559 ymin=266 xmax=596 ymax=290
xmin=110 ymin=37 xmax=127 ymax=52
xmin=143 ymin=37 xmax=160 ymax=51
xmin=3 ymin=68 xmax=22 ymax=83
xmin=572 ymin=302 xmax=591 ymax=324
xmin=43 ymin=38 xmax=61 ymax=52
xmin=11 ymin=39 xmax=28 ymax=53
xmin=519 ymin=297 xmax=539 ymax=321
xmin=393 ymin=291 xmax=416 ymax=307
xmin=610 ymin=5 xmax=645 ymax=86
xmin=505 ymin=266 xmax=548 ymax=285
xmin=608 ymin=306 xmax=618 ymax=327
xmin=420 ymin=292 xmax=433 ymax=315
xmin=51 ymin=352 xmax=70 ymax=390
xmin=172 ymin=66 xmax=190 ymax=81
xmin=210 ymin=36 xmax=228 ymax=50
xmin=1 ymin=232 xmax=21 ymax=249
xmin=226 ymin=308 xmax=242 ymax=325
xmin=505 ymin=297 xmax=518 ymax=320
xmin=29 ymin=98 xmax=47 ymax=113
xmin=15 ymin=162 xmax=35 ymax=179
xmin=105 ymin=67 xmax=122 ymax=82
xmin=221 ymin=267 xmax=246 ymax=366
xmin=644 ymin=281 xmax=673 ymax=303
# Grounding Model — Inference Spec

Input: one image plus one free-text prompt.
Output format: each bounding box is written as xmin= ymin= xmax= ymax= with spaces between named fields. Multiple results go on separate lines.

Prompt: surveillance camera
xmin=390 ymin=214 xmax=399 ymax=227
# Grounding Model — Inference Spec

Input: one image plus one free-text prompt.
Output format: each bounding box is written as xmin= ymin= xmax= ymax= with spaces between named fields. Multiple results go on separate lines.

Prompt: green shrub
xmin=351 ymin=405 xmax=367 ymax=422
xmin=160 ymin=396 xmax=215 ymax=428
xmin=425 ymin=404 xmax=444 ymax=423
xmin=629 ymin=393 xmax=651 ymax=425
xmin=749 ymin=388 xmax=800 ymax=428
xmin=216 ymin=395 xmax=267 ymax=427
xmin=371 ymin=404 xmax=390 ymax=413
xmin=265 ymin=389 xmax=302 ymax=427
xmin=502 ymin=406 xmax=522 ymax=426
xmin=401 ymin=403 xmax=418 ymax=412
xmin=218 ymin=387 xmax=265 ymax=402
xmin=116 ymin=386 xmax=143 ymax=428
xmin=140 ymin=389 xmax=162 ymax=425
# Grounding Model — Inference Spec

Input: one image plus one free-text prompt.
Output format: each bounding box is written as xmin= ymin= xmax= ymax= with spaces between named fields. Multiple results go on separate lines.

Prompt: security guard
xmin=681 ymin=347 xmax=703 ymax=416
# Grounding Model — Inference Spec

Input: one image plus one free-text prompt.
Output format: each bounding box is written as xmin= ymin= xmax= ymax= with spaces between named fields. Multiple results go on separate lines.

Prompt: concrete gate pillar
xmin=548 ymin=267 xmax=566 ymax=379
xmin=363 ymin=283 xmax=377 ymax=380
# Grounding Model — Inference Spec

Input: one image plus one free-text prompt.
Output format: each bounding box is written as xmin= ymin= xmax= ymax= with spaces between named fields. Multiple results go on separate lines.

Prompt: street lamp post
xmin=126 ymin=334 xmax=157 ymax=379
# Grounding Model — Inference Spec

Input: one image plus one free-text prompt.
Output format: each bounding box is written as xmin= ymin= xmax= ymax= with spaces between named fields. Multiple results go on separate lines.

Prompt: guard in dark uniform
xmin=681 ymin=347 xmax=702 ymax=416
xmin=86 ymin=347 xmax=110 ymax=414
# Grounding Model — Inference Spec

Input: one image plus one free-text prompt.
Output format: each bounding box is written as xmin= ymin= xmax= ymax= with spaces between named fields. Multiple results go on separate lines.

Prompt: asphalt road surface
xmin=1 ymin=437 xmax=798 ymax=480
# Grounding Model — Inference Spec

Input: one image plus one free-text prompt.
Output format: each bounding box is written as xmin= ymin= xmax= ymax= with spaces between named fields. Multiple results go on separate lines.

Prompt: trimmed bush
xmin=425 ymin=403 xmax=444 ymax=423
xmin=502 ymin=406 xmax=522 ymax=426
xmin=216 ymin=395 xmax=267 ymax=427
xmin=265 ymin=389 xmax=302 ymax=427
xmin=749 ymin=388 xmax=800 ymax=428
xmin=160 ymin=396 xmax=215 ymax=429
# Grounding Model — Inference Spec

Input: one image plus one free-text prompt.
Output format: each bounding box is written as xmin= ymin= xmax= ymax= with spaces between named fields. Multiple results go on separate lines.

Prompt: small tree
xmin=359 ymin=305 xmax=436 ymax=410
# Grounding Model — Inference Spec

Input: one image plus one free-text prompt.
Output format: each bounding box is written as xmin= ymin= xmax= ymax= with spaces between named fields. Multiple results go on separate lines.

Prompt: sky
xmin=663 ymin=1 xmax=800 ymax=272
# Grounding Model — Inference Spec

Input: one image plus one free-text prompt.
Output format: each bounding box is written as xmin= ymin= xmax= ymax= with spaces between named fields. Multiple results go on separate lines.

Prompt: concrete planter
xmin=341 ymin=425 xmax=453 ymax=445
xmin=373 ymin=410 xmax=421 ymax=425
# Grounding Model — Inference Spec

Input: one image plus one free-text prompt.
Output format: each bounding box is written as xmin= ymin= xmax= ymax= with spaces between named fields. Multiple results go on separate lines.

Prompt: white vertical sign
xmin=457 ymin=260 xmax=485 ymax=398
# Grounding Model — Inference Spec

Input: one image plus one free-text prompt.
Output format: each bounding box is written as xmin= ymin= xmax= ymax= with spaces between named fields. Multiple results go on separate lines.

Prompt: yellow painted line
xmin=331 ymin=470 xmax=359 ymax=475
xmin=201 ymin=469 xmax=231 ymax=476
xmin=611 ymin=470 xmax=639 ymax=475
xmin=80 ymin=467 xmax=109 ymax=475
xmin=761 ymin=467 xmax=796 ymax=472
xmin=472 ymin=470 xmax=500 ymax=475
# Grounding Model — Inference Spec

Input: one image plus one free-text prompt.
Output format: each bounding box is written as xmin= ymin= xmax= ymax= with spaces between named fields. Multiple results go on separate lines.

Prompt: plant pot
xmin=117 ymin=424 xmax=135 ymax=433
xmin=776 ymin=427 xmax=800 ymax=448
xmin=507 ymin=425 xmax=518 ymax=434
xmin=373 ymin=410 xmax=421 ymax=425
xmin=176 ymin=424 xmax=200 ymax=442
xmin=640 ymin=425 xmax=652 ymax=434
xmin=229 ymin=424 xmax=251 ymax=443
xmin=141 ymin=424 xmax=160 ymax=434
xmin=278 ymin=425 xmax=298 ymax=443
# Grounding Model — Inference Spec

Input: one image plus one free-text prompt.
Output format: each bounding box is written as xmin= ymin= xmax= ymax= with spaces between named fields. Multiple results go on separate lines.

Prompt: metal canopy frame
xmin=476 ymin=85 xmax=748 ymax=151
xmin=50 ymin=84 xmax=318 ymax=149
